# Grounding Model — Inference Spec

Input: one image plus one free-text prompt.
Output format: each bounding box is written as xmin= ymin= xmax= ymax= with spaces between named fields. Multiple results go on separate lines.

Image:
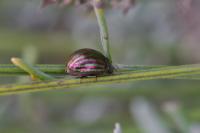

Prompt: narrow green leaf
xmin=93 ymin=0 xmax=112 ymax=63
xmin=11 ymin=57 xmax=54 ymax=81
xmin=0 ymin=64 xmax=200 ymax=96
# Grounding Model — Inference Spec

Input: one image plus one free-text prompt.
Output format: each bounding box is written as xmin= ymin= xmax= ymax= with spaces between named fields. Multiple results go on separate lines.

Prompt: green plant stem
xmin=0 ymin=64 xmax=180 ymax=75
xmin=1 ymin=64 xmax=200 ymax=79
xmin=93 ymin=0 xmax=112 ymax=63
xmin=11 ymin=57 xmax=54 ymax=81
xmin=0 ymin=64 xmax=65 ymax=75
xmin=17 ymin=44 xmax=39 ymax=83
xmin=0 ymin=64 xmax=200 ymax=96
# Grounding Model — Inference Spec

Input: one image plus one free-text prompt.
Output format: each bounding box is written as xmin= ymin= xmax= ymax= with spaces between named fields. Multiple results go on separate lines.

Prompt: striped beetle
xmin=66 ymin=48 xmax=113 ymax=77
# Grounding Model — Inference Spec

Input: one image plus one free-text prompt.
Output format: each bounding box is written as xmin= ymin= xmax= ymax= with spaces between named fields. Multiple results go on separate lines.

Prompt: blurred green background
xmin=0 ymin=0 xmax=200 ymax=133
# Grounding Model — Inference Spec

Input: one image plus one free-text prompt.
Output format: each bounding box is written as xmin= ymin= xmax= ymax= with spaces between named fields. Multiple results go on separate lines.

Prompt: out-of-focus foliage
xmin=0 ymin=0 xmax=200 ymax=133
xmin=42 ymin=0 xmax=135 ymax=13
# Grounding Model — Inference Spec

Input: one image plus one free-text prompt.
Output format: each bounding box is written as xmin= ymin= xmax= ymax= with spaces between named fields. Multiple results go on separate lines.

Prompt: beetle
xmin=65 ymin=48 xmax=113 ymax=77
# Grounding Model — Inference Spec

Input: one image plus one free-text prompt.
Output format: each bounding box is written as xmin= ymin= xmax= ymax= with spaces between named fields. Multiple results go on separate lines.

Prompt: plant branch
xmin=11 ymin=57 xmax=54 ymax=81
xmin=93 ymin=0 xmax=112 ymax=63
xmin=1 ymin=64 xmax=200 ymax=78
xmin=0 ymin=64 xmax=65 ymax=75
xmin=0 ymin=64 xmax=200 ymax=96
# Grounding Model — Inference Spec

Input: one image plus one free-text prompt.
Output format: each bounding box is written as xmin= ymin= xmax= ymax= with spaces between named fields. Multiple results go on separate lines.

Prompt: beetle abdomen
xmin=66 ymin=48 xmax=113 ymax=77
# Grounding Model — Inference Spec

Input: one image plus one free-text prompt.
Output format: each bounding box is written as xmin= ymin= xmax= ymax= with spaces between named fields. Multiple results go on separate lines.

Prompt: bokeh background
xmin=0 ymin=0 xmax=200 ymax=132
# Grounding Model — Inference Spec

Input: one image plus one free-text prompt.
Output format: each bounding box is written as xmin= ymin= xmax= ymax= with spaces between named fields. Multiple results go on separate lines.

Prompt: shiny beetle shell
xmin=66 ymin=48 xmax=113 ymax=77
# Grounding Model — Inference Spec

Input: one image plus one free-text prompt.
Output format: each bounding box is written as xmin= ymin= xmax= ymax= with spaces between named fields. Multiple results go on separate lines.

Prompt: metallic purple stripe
xmin=68 ymin=55 xmax=85 ymax=68
xmin=80 ymin=68 xmax=104 ymax=72
xmin=70 ymin=65 xmax=104 ymax=72
xmin=71 ymin=59 xmax=104 ymax=68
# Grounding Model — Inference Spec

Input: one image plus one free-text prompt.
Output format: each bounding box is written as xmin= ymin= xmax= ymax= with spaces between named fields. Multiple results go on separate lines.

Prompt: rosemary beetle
xmin=66 ymin=48 xmax=113 ymax=77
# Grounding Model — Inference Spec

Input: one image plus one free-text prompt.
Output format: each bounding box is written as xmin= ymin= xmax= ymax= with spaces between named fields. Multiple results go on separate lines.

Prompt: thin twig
xmin=0 ymin=64 xmax=200 ymax=77
xmin=11 ymin=57 xmax=54 ymax=81
xmin=0 ymin=64 xmax=200 ymax=96
xmin=0 ymin=64 xmax=65 ymax=75
xmin=93 ymin=0 xmax=112 ymax=63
